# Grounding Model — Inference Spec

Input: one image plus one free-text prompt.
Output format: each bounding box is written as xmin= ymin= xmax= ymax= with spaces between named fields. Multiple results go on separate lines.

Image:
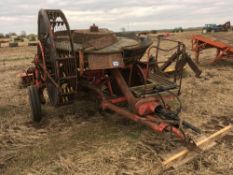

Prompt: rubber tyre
xmin=28 ymin=85 xmax=42 ymax=122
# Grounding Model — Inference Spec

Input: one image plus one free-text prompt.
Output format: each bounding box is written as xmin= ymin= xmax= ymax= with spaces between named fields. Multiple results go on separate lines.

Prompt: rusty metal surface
xmin=130 ymin=73 xmax=178 ymax=98
xmin=37 ymin=9 xmax=77 ymax=106
xmin=55 ymin=35 xmax=152 ymax=70
xmin=148 ymin=37 xmax=201 ymax=78
xmin=26 ymin=9 xmax=201 ymax=150
xmin=111 ymin=69 xmax=137 ymax=112
xmin=87 ymin=37 xmax=139 ymax=53
xmin=72 ymin=27 xmax=117 ymax=50
xmin=88 ymin=53 xmax=124 ymax=69
xmin=55 ymin=36 xmax=144 ymax=53
xmin=101 ymin=101 xmax=185 ymax=140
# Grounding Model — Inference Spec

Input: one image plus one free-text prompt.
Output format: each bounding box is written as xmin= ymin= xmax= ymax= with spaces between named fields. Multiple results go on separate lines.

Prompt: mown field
xmin=0 ymin=31 xmax=233 ymax=175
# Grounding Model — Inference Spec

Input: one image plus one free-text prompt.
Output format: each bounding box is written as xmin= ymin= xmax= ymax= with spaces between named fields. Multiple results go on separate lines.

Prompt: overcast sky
xmin=0 ymin=0 xmax=232 ymax=34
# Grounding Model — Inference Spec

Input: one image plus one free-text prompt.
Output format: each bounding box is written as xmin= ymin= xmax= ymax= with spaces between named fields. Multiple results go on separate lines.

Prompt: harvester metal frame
xmin=24 ymin=9 xmax=232 ymax=172
xmin=27 ymin=9 xmax=201 ymax=141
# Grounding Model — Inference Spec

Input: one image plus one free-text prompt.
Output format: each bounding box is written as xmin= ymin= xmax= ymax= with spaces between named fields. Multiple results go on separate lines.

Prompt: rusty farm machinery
xmin=192 ymin=33 xmax=233 ymax=64
xmin=21 ymin=9 xmax=232 ymax=172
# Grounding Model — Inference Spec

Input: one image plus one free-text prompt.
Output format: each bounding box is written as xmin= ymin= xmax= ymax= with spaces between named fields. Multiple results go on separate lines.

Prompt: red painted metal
xmin=37 ymin=40 xmax=47 ymax=81
xmin=135 ymin=101 xmax=158 ymax=116
xmin=135 ymin=97 xmax=160 ymax=116
xmin=101 ymin=101 xmax=185 ymax=140
xmin=34 ymin=55 xmax=41 ymax=88
xmin=192 ymin=35 xmax=233 ymax=63
xmin=110 ymin=97 xmax=127 ymax=104
xmin=111 ymin=69 xmax=137 ymax=112
xmin=18 ymin=70 xmax=34 ymax=87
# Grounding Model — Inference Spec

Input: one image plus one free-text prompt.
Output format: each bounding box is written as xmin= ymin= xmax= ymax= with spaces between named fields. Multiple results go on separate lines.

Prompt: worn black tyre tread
xmin=28 ymin=85 xmax=42 ymax=122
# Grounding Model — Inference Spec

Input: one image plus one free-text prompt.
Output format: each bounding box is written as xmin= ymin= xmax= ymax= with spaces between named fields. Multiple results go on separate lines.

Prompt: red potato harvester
xmin=22 ymin=9 xmax=232 ymax=171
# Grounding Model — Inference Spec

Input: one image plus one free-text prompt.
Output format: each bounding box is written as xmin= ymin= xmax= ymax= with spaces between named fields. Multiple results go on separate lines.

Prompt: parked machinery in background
xmin=173 ymin=27 xmax=183 ymax=33
xmin=202 ymin=21 xmax=231 ymax=33
xmin=192 ymin=33 xmax=233 ymax=63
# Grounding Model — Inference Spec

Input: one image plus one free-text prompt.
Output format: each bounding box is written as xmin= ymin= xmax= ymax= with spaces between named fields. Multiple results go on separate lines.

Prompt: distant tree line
xmin=0 ymin=31 xmax=37 ymax=41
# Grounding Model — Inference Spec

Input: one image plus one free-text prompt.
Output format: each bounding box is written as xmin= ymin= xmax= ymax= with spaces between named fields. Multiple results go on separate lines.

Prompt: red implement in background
xmin=192 ymin=34 xmax=233 ymax=63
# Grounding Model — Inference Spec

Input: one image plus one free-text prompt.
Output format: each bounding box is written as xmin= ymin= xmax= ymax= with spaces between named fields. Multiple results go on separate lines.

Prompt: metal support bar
xmin=111 ymin=69 xmax=137 ymax=112
xmin=101 ymin=101 xmax=185 ymax=139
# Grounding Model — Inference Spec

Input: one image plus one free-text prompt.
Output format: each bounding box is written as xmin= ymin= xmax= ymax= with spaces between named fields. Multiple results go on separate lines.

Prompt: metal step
xmin=130 ymin=74 xmax=178 ymax=97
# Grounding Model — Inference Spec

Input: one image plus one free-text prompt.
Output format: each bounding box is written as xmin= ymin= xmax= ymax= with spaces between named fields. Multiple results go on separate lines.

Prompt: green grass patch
xmin=0 ymin=106 xmax=9 ymax=116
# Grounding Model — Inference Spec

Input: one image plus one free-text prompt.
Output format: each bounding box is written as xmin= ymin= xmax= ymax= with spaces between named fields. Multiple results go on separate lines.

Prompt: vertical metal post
xmin=111 ymin=69 xmax=137 ymax=112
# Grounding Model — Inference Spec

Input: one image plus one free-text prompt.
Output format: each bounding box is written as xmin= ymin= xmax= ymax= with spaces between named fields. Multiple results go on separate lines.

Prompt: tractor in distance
xmin=202 ymin=21 xmax=231 ymax=33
